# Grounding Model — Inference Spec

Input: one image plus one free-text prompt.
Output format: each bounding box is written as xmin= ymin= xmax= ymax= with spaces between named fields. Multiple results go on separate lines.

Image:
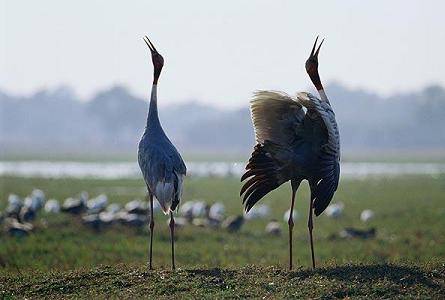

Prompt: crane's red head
xmin=144 ymin=35 xmax=164 ymax=84
xmin=305 ymin=36 xmax=324 ymax=91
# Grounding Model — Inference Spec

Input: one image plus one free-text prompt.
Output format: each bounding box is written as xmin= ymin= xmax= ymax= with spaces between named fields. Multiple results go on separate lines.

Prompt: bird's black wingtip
xmin=239 ymin=143 xmax=283 ymax=214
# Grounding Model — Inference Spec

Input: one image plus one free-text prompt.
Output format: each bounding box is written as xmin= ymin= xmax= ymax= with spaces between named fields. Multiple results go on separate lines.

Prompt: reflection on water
xmin=0 ymin=161 xmax=444 ymax=179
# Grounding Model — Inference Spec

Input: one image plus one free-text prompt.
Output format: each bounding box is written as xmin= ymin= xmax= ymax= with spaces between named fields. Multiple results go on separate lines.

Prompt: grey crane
xmin=240 ymin=37 xmax=340 ymax=270
xmin=138 ymin=36 xmax=187 ymax=270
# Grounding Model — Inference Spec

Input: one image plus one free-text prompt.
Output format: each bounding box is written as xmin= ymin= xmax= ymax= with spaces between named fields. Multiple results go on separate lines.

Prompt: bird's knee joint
xmin=150 ymin=220 xmax=154 ymax=230
xmin=288 ymin=218 xmax=294 ymax=228
xmin=308 ymin=221 xmax=313 ymax=231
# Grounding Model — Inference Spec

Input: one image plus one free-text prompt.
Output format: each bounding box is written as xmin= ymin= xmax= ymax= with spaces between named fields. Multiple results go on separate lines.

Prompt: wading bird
xmin=240 ymin=37 xmax=340 ymax=270
xmin=138 ymin=36 xmax=187 ymax=270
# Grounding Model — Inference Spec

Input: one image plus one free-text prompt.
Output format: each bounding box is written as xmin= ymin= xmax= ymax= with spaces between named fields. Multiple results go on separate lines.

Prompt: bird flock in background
xmin=1 ymin=189 xmax=375 ymax=240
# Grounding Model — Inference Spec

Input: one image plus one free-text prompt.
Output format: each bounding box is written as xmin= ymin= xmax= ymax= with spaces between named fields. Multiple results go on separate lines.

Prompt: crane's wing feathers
xmin=242 ymin=91 xmax=305 ymax=212
xmin=241 ymin=142 xmax=294 ymax=212
xmin=297 ymin=92 xmax=340 ymax=158
xmin=311 ymin=160 xmax=340 ymax=216
xmin=242 ymin=90 xmax=340 ymax=215
xmin=297 ymin=92 xmax=341 ymax=216
xmin=251 ymin=91 xmax=305 ymax=146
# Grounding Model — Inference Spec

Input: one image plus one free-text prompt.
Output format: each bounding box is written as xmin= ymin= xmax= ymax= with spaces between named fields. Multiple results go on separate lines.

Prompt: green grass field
xmin=1 ymin=175 xmax=445 ymax=298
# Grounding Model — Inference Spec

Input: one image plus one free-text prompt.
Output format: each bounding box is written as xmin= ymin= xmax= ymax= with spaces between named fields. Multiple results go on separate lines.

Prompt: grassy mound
xmin=2 ymin=264 xmax=444 ymax=299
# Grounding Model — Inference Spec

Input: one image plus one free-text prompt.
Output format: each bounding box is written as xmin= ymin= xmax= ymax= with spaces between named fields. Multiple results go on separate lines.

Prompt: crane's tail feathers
xmin=240 ymin=144 xmax=282 ymax=212
xmin=170 ymin=172 xmax=184 ymax=212
xmin=153 ymin=171 xmax=184 ymax=214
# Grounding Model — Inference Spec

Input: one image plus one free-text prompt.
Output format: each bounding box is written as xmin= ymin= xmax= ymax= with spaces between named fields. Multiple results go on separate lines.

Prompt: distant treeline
xmin=1 ymin=82 xmax=444 ymax=153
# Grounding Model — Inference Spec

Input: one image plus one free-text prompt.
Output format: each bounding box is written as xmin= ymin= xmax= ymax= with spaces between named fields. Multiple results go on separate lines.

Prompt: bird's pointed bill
xmin=310 ymin=35 xmax=319 ymax=57
xmin=144 ymin=35 xmax=159 ymax=54
xmin=315 ymin=39 xmax=324 ymax=58
xmin=309 ymin=36 xmax=324 ymax=60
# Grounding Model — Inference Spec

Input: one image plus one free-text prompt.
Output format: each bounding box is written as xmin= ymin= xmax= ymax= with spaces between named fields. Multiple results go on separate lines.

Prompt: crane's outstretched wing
xmin=296 ymin=92 xmax=340 ymax=158
xmin=250 ymin=91 xmax=305 ymax=145
xmin=297 ymin=92 xmax=340 ymax=216
xmin=241 ymin=91 xmax=305 ymax=212
xmin=311 ymin=159 xmax=340 ymax=216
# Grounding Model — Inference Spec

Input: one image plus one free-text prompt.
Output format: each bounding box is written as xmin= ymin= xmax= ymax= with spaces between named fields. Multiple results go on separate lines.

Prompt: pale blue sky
xmin=1 ymin=0 xmax=444 ymax=108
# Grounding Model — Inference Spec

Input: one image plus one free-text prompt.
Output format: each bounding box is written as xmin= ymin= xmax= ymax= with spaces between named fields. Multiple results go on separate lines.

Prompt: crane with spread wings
xmin=241 ymin=37 xmax=340 ymax=270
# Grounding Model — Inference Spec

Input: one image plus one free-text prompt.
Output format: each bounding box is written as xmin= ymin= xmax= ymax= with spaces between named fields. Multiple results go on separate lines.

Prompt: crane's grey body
xmin=138 ymin=85 xmax=186 ymax=213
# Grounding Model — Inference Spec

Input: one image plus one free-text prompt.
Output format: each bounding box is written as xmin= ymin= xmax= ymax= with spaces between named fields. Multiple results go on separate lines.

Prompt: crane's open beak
xmin=309 ymin=36 xmax=324 ymax=62
xmin=306 ymin=36 xmax=324 ymax=90
xmin=143 ymin=35 xmax=159 ymax=56
xmin=144 ymin=35 xmax=164 ymax=84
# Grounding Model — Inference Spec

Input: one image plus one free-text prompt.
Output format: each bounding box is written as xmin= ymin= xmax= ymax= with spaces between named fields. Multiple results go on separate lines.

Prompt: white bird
xmin=98 ymin=211 xmax=115 ymax=224
xmin=87 ymin=194 xmax=108 ymax=213
xmin=62 ymin=197 xmax=86 ymax=214
xmin=360 ymin=209 xmax=375 ymax=223
xmin=31 ymin=189 xmax=45 ymax=208
xmin=265 ymin=220 xmax=282 ymax=236
xmin=191 ymin=201 xmax=208 ymax=218
xmin=222 ymin=215 xmax=244 ymax=232
xmin=23 ymin=197 xmax=36 ymax=210
xmin=179 ymin=201 xmax=196 ymax=220
xmin=115 ymin=211 xmax=147 ymax=228
xmin=44 ymin=199 xmax=60 ymax=213
xmin=125 ymin=199 xmax=148 ymax=215
xmin=20 ymin=197 xmax=37 ymax=222
xmin=209 ymin=202 xmax=225 ymax=221
xmin=106 ymin=203 xmax=122 ymax=214
xmin=8 ymin=194 xmax=22 ymax=208
xmin=244 ymin=204 xmax=271 ymax=220
xmin=283 ymin=209 xmax=299 ymax=223
xmin=325 ymin=202 xmax=344 ymax=219
xmin=6 ymin=194 xmax=23 ymax=216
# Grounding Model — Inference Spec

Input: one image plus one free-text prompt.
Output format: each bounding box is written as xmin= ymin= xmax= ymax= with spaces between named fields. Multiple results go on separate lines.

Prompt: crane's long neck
xmin=318 ymin=88 xmax=329 ymax=102
xmin=146 ymin=84 xmax=161 ymax=129
xmin=309 ymin=67 xmax=329 ymax=102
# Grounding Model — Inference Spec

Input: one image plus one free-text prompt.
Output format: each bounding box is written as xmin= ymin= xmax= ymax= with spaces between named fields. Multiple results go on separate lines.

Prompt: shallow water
xmin=1 ymin=161 xmax=444 ymax=179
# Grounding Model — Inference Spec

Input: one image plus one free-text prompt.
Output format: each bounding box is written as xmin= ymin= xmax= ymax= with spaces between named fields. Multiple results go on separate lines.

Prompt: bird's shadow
xmin=287 ymin=264 xmax=441 ymax=289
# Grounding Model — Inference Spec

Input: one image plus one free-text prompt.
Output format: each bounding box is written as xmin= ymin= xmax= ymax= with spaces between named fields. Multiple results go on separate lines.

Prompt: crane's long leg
xmin=288 ymin=189 xmax=296 ymax=270
xmin=169 ymin=211 xmax=176 ymax=270
xmin=308 ymin=197 xmax=315 ymax=269
xmin=148 ymin=193 xmax=155 ymax=270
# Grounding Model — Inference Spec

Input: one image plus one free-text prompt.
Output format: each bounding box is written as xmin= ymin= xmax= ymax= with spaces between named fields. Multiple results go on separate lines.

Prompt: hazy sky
xmin=1 ymin=0 xmax=444 ymax=108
